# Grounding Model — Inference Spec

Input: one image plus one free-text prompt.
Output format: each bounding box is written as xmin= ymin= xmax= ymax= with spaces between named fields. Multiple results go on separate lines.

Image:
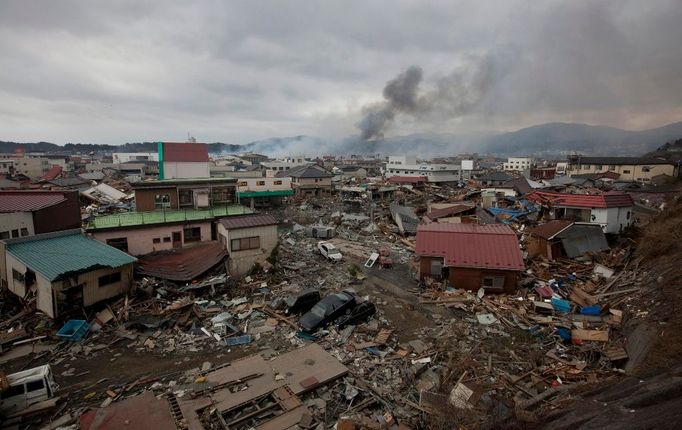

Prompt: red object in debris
xmin=40 ymin=165 xmax=62 ymax=181
xmin=416 ymin=223 xmax=525 ymax=271
xmin=526 ymin=190 xmax=633 ymax=209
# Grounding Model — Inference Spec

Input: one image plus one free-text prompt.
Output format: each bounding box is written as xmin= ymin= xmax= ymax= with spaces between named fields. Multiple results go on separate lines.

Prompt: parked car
xmin=284 ymin=289 xmax=321 ymax=316
xmin=0 ymin=365 xmax=57 ymax=415
xmin=317 ymin=241 xmax=342 ymax=262
xmin=299 ymin=291 xmax=356 ymax=332
xmin=337 ymin=301 xmax=377 ymax=329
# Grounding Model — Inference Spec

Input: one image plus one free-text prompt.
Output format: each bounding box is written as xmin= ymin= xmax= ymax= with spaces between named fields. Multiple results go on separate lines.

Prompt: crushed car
xmin=317 ymin=241 xmax=342 ymax=262
xmin=299 ymin=291 xmax=356 ymax=332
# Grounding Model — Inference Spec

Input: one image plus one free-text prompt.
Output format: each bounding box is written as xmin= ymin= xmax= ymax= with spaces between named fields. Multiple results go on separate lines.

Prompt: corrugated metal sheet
xmin=0 ymin=191 xmax=66 ymax=213
xmin=40 ymin=165 xmax=62 ymax=181
xmin=219 ymin=213 xmax=278 ymax=230
xmin=416 ymin=223 xmax=524 ymax=270
xmin=556 ymin=224 xmax=610 ymax=258
xmin=5 ymin=230 xmax=136 ymax=281
xmin=162 ymin=142 xmax=209 ymax=162
xmin=526 ymin=190 xmax=633 ymax=208
xmin=529 ymin=220 xmax=574 ymax=240
xmin=424 ymin=204 xmax=475 ymax=221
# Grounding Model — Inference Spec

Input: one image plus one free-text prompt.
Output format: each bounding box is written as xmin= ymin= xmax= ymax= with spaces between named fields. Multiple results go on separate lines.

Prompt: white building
xmin=503 ymin=157 xmax=534 ymax=172
xmin=385 ymin=155 xmax=464 ymax=183
xmin=112 ymin=152 xmax=159 ymax=163
xmin=261 ymin=158 xmax=310 ymax=177
xmin=0 ymin=160 xmax=13 ymax=175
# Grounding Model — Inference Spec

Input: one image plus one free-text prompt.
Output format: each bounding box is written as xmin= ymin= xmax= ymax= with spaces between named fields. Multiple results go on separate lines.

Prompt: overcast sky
xmin=1 ymin=0 xmax=681 ymax=145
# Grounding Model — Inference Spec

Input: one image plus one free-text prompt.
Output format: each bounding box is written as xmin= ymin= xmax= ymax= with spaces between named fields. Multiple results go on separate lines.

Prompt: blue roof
xmin=6 ymin=230 xmax=137 ymax=281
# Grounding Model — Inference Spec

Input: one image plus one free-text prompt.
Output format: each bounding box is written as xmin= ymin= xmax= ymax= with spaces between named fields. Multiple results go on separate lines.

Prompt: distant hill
xmin=2 ymin=120 xmax=682 ymax=157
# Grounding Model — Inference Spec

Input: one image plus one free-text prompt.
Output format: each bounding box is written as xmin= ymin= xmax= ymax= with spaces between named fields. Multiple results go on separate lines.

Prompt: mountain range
xmin=2 ymin=121 xmax=682 ymax=158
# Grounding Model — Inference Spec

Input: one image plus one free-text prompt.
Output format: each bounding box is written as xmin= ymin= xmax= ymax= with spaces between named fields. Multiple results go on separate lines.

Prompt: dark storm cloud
xmin=0 ymin=0 xmax=681 ymax=145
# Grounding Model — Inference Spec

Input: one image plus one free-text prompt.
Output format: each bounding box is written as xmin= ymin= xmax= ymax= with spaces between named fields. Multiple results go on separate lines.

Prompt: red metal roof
xmin=388 ymin=176 xmax=426 ymax=184
xmin=528 ymin=220 xmax=574 ymax=240
xmin=219 ymin=213 xmax=278 ymax=230
xmin=137 ymin=241 xmax=227 ymax=282
xmin=416 ymin=223 xmax=524 ymax=271
xmin=526 ymin=190 xmax=633 ymax=209
xmin=0 ymin=191 xmax=66 ymax=213
xmin=162 ymin=142 xmax=209 ymax=162
xmin=40 ymin=165 xmax=62 ymax=181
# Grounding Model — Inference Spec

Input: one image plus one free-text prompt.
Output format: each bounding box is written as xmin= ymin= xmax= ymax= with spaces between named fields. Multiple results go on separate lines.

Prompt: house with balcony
xmin=236 ymin=177 xmax=293 ymax=208
xmin=132 ymin=177 xmax=238 ymax=212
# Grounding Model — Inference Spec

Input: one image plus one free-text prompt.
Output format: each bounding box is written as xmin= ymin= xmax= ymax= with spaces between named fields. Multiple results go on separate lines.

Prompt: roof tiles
xmin=0 ymin=191 xmax=66 ymax=213
xmin=526 ymin=190 xmax=634 ymax=208
xmin=219 ymin=213 xmax=278 ymax=230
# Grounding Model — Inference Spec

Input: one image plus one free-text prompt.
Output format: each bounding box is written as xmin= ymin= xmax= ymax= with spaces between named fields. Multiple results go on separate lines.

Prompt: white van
xmin=0 ymin=365 xmax=57 ymax=414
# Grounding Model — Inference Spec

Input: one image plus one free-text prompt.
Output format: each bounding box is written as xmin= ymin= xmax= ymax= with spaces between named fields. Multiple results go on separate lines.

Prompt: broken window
xmin=98 ymin=272 xmax=122 ymax=287
xmin=211 ymin=187 xmax=232 ymax=203
xmin=153 ymin=238 xmax=161 ymax=244
xmin=183 ymin=227 xmax=202 ymax=243
xmin=12 ymin=269 xmax=24 ymax=284
xmin=154 ymin=194 xmax=171 ymax=209
xmin=106 ymin=237 xmax=129 ymax=252
xmin=20 ymin=228 xmax=28 ymax=237
xmin=231 ymin=236 xmax=260 ymax=252
xmin=163 ymin=237 xmax=171 ymax=243
xmin=274 ymin=180 xmax=282 ymax=185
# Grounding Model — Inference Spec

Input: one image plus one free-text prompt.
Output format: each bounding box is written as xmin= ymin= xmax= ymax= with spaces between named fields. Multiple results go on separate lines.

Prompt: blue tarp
xmin=551 ymin=297 xmax=572 ymax=313
xmin=487 ymin=204 xmax=537 ymax=224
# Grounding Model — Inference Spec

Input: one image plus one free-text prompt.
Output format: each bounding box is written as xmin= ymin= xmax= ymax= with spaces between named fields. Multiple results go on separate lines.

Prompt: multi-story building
xmin=113 ymin=152 xmax=159 ymax=163
xmin=503 ymin=157 xmax=533 ymax=172
xmin=158 ymin=142 xmax=210 ymax=179
xmin=276 ymin=164 xmax=333 ymax=196
xmin=261 ymin=158 xmax=310 ymax=177
xmin=566 ymin=156 xmax=678 ymax=182
xmin=13 ymin=157 xmax=50 ymax=179
xmin=237 ymin=177 xmax=293 ymax=207
xmin=385 ymin=155 xmax=464 ymax=184
xmin=0 ymin=159 xmax=14 ymax=175
xmin=132 ymin=177 xmax=238 ymax=212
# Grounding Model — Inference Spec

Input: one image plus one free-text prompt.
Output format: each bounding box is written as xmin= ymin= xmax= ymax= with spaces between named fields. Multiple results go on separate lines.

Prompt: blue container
xmin=580 ymin=305 xmax=602 ymax=316
xmin=57 ymin=319 xmax=90 ymax=342
xmin=551 ymin=298 xmax=571 ymax=314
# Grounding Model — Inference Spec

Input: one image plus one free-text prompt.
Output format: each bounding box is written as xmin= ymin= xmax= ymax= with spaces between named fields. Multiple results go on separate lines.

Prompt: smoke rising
xmin=357 ymin=56 xmax=498 ymax=140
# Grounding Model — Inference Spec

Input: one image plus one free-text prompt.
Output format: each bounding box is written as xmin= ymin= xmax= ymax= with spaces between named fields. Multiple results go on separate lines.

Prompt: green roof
xmin=238 ymin=189 xmax=294 ymax=198
xmin=6 ymin=231 xmax=137 ymax=281
xmin=86 ymin=205 xmax=253 ymax=230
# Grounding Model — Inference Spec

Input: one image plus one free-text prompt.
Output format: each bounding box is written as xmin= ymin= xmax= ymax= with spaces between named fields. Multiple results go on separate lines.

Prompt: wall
xmin=295 ymin=177 xmax=332 ymax=188
xmin=90 ymin=221 xmax=212 ymax=256
xmin=218 ymin=223 xmax=278 ymax=277
xmin=589 ymin=207 xmax=632 ymax=234
xmin=32 ymin=191 xmax=81 ymax=234
xmin=4 ymin=252 xmax=29 ymax=297
xmin=568 ymin=163 xmax=675 ymax=182
xmin=135 ymin=188 xmax=179 ymax=211
xmin=237 ymin=177 xmax=292 ymax=192
xmin=113 ymin=152 xmax=158 ymax=163
xmin=163 ymin=161 xmax=210 ymax=179
xmin=14 ymin=157 xmax=49 ymax=178
xmin=419 ymin=256 xmax=519 ymax=293
xmin=0 ymin=212 xmax=34 ymax=239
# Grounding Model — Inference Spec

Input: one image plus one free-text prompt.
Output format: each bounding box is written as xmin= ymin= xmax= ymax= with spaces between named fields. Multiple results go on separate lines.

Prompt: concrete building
xmin=13 ymin=157 xmax=49 ymax=179
xmin=526 ymin=190 xmax=634 ymax=234
xmin=112 ymin=152 xmax=159 ymax=164
xmin=0 ymin=159 xmax=14 ymax=175
xmin=262 ymin=158 xmax=310 ymax=177
xmin=503 ymin=157 xmax=533 ymax=172
xmin=415 ymin=223 xmax=524 ymax=294
xmin=132 ymin=177 xmax=237 ymax=212
xmin=217 ymin=213 xmax=279 ymax=277
xmin=276 ymin=164 xmax=333 ymax=196
xmin=86 ymin=205 xmax=253 ymax=256
xmin=237 ymin=177 xmax=293 ymax=208
xmin=566 ymin=156 xmax=678 ymax=182
xmin=0 ymin=190 xmax=81 ymax=240
xmin=0 ymin=230 xmax=136 ymax=318
xmin=158 ymin=142 xmax=210 ymax=179
xmin=385 ymin=155 xmax=465 ymax=183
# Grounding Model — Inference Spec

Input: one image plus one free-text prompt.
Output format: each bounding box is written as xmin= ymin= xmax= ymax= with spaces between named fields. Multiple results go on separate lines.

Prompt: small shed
xmin=527 ymin=220 xmax=609 ymax=260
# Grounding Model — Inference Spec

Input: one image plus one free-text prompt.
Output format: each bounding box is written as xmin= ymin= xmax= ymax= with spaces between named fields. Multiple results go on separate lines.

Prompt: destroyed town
xmin=1 ymin=2 xmax=682 ymax=430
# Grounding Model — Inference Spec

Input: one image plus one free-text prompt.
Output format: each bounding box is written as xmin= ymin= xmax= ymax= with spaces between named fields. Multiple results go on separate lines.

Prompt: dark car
xmin=299 ymin=291 xmax=357 ymax=332
xmin=284 ymin=289 xmax=321 ymax=316
xmin=336 ymin=301 xmax=377 ymax=329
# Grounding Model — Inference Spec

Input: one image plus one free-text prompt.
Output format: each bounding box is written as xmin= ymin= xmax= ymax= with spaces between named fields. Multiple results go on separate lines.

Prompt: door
xmin=172 ymin=231 xmax=182 ymax=248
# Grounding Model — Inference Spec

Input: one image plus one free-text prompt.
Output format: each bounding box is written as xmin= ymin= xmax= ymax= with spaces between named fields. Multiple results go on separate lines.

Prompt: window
xmin=0 ymin=384 xmax=25 ymax=399
xmin=641 ymin=166 xmax=650 ymax=172
xmin=0 ymin=231 xmax=9 ymax=240
xmin=623 ymin=169 xmax=631 ymax=174
xmin=274 ymin=180 xmax=282 ymax=185
xmin=11 ymin=229 xmax=19 ymax=238
xmin=256 ymin=180 xmax=265 ymax=186
xmin=609 ymin=165 xmax=616 ymax=170
xmin=20 ymin=228 xmax=28 ymax=237
xmin=626 ymin=211 xmax=631 ymax=220
xmin=211 ymin=187 xmax=231 ymax=203
xmin=482 ymin=275 xmax=505 ymax=291
xmin=98 ymin=272 xmax=122 ymax=287
xmin=106 ymin=237 xmax=129 ymax=252
xmin=26 ymin=379 xmax=45 ymax=392
xmin=12 ymin=269 xmax=24 ymax=284
xmin=238 ymin=181 xmax=248 ymax=187
xmin=596 ymin=165 xmax=603 ymax=170
xmin=154 ymin=194 xmax=171 ymax=209
xmin=231 ymin=236 xmax=260 ymax=252
xmin=183 ymin=227 xmax=202 ymax=243
xmin=163 ymin=237 xmax=171 ymax=243
xmin=179 ymin=190 xmax=193 ymax=206
xmin=153 ymin=238 xmax=161 ymax=244
xmin=583 ymin=164 xmax=591 ymax=169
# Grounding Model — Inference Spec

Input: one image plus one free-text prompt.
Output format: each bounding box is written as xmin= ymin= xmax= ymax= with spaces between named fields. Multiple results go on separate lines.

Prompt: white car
xmin=318 ymin=241 xmax=342 ymax=262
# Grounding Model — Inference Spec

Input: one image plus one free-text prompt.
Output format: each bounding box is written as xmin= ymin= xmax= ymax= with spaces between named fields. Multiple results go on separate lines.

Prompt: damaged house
xmin=0 ymin=229 xmax=136 ymax=318
xmin=217 ymin=213 xmax=279 ymax=277
xmin=526 ymin=190 xmax=634 ymax=234
xmin=276 ymin=164 xmax=333 ymax=196
xmin=526 ymin=220 xmax=610 ymax=260
xmin=416 ymin=223 xmax=525 ymax=293
xmin=0 ymin=190 xmax=81 ymax=239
